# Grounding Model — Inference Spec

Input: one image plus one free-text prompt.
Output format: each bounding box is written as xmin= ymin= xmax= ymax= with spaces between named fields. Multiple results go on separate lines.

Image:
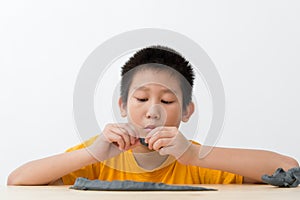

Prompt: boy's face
xmin=119 ymin=68 xmax=190 ymax=138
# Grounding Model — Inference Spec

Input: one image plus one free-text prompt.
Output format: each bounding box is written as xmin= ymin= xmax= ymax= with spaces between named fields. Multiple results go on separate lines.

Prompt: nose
xmin=145 ymin=104 xmax=168 ymax=124
xmin=146 ymin=104 xmax=161 ymax=119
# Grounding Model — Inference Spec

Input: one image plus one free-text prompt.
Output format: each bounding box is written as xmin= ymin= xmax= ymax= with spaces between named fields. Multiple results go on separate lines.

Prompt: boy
xmin=7 ymin=46 xmax=299 ymax=186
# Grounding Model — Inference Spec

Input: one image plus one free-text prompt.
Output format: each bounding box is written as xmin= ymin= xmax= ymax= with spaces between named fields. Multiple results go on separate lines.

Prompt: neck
xmin=131 ymin=145 xmax=169 ymax=170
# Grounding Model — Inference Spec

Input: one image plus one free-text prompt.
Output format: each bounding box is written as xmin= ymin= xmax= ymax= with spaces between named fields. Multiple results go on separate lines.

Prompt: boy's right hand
xmin=101 ymin=123 xmax=140 ymax=151
xmin=88 ymin=123 xmax=140 ymax=161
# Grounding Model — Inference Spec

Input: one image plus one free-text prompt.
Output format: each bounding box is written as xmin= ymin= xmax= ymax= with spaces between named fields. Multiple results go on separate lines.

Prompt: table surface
xmin=1 ymin=184 xmax=300 ymax=200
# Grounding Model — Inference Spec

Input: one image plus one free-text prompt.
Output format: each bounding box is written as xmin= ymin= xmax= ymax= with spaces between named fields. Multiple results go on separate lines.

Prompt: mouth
xmin=144 ymin=125 xmax=156 ymax=133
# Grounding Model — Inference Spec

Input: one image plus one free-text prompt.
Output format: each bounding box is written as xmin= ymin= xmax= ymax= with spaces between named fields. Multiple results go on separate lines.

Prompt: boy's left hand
xmin=145 ymin=126 xmax=193 ymax=164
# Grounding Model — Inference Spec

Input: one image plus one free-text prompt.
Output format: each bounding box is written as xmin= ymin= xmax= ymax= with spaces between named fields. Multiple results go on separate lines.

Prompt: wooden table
xmin=1 ymin=185 xmax=300 ymax=200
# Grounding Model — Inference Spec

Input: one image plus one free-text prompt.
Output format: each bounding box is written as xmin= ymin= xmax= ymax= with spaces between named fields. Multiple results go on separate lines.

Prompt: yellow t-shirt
xmin=62 ymin=136 xmax=243 ymax=185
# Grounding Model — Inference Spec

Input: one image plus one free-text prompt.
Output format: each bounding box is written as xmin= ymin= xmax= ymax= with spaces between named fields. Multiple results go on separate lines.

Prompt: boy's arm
xmin=7 ymin=148 xmax=97 ymax=186
xmin=183 ymin=144 xmax=299 ymax=183
xmin=7 ymin=123 xmax=140 ymax=186
xmin=146 ymin=127 xmax=299 ymax=183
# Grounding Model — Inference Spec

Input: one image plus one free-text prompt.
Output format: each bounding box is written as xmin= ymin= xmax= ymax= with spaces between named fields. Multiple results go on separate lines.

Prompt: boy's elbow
xmin=7 ymin=173 xmax=20 ymax=186
xmin=7 ymin=171 xmax=30 ymax=186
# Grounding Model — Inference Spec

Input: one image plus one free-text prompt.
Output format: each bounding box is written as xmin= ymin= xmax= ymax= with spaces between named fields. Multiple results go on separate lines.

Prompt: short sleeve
xmin=61 ymin=135 xmax=101 ymax=185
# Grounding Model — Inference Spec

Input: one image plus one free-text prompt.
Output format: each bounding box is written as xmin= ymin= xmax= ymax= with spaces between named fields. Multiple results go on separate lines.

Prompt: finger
xmin=159 ymin=144 xmax=189 ymax=159
xmin=129 ymin=135 xmax=138 ymax=145
xmin=145 ymin=127 xmax=164 ymax=149
xmin=145 ymin=126 xmax=165 ymax=139
xmin=110 ymin=126 xmax=132 ymax=150
xmin=158 ymin=147 xmax=168 ymax=156
xmin=130 ymin=139 xmax=141 ymax=149
xmin=102 ymin=126 xmax=119 ymax=142
xmin=148 ymin=129 xmax=176 ymax=143
xmin=158 ymin=145 xmax=178 ymax=156
xmin=121 ymin=132 xmax=131 ymax=150
xmin=107 ymin=133 xmax=125 ymax=150
xmin=119 ymin=125 xmax=137 ymax=149
xmin=106 ymin=127 xmax=127 ymax=150
xmin=152 ymin=138 xmax=173 ymax=151
xmin=148 ymin=130 xmax=175 ymax=149
xmin=102 ymin=125 xmax=123 ymax=142
xmin=145 ymin=127 xmax=177 ymax=144
xmin=120 ymin=123 xmax=139 ymax=138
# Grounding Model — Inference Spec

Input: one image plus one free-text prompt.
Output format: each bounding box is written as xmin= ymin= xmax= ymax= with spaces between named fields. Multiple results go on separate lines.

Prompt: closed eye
xmin=161 ymin=100 xmax=174 ymax=104
xmin=136 ymin=98 xmax=148 ymax=102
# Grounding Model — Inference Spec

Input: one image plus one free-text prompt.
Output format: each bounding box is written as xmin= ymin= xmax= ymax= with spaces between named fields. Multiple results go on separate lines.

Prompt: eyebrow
xmin=133 ymin=86 xmax=177 ymax=95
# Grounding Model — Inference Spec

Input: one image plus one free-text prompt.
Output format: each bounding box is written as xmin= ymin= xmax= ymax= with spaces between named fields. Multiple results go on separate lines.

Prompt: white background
xmin=1 ymin=0 xmax=300 ymax=186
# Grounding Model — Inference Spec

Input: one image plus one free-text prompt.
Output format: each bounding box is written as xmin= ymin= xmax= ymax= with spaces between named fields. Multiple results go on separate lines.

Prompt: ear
xmin=182 ymin=102 xmax=195 ymax=122
xmin=118 ymin=97 xmax=127 ymax=117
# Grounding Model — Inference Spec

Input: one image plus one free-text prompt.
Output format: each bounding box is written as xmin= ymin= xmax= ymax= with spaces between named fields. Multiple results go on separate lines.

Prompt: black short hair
xmin=121 ymin=45 xmax=195 ymax=109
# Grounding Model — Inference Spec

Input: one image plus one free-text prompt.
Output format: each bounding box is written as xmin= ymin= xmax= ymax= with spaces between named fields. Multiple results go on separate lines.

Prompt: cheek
xmin=164 ymin=105 xmax=182 ymax=125
xmin=127 ymin=101 xmax=144 ymax=122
